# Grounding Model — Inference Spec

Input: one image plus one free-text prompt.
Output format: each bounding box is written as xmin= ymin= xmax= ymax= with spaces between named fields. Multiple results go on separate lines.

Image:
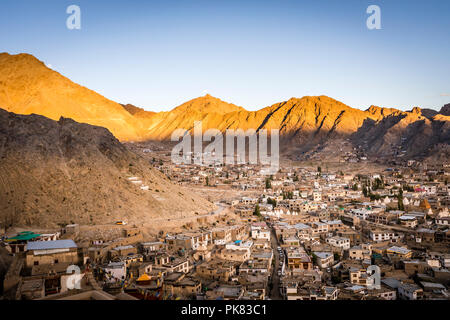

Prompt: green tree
xmin=253 ymin=204 xmax=261 ymax=217
xmin=363 ymin=186 xmax=368 ymax=197
xmin=397 ymin=188 xmax=404 ymax=211
xmin=265 ymin=178 xmax=272 ymax=189
xmin=267 ymin=197 xmax=277 ymax=207
xmin=311 ymin=253 xmax=318 ymax=265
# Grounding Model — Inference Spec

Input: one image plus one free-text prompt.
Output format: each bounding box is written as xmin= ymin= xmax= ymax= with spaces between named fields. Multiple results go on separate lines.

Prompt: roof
xmin=27 ymin=240 xmax=77 ymax=250
xmin=113 ymin=245 xmax=134 ymax=251
xmin=314 ymin=252 xmax=333 ymax=259
xmin=387 ymin=246 xmax=411 ymax=255
xmin=6 ymin=231 xmax=41 ymax=242
xmin=382 ymin=278 xmax=400 ymax=289
xmin=420 ymin=282 xmax=446 ymax=290
xmin=137 ymin=273 xmax=151 ymax=282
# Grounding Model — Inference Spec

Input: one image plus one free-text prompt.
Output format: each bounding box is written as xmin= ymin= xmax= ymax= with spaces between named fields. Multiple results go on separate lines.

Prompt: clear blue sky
xmin=1 ymin=0 xmax=449 ymax=112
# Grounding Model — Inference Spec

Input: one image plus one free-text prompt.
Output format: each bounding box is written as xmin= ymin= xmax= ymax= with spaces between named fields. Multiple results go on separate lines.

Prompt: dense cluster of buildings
xmin=1 ymin=161 xmax=449 ymax=300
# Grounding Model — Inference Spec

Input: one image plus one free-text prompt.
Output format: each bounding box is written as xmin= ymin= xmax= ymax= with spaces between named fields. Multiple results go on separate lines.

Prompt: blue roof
xmin=27 ymin=239 xmax=77 ymax=250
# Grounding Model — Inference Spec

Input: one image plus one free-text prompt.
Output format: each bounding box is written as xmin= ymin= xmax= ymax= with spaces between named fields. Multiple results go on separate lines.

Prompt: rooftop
xmin=27 ymin=239 xmax=77 ymax=251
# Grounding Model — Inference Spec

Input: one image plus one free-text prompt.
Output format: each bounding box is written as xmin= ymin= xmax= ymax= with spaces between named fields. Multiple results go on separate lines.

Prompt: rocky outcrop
xmin=0 ymin=109 xmax=213 ymax=228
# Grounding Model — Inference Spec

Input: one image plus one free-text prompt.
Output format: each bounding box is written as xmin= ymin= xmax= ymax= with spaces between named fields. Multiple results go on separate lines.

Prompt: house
xmin=286 ymin=247 xmax=313 ymax=273
xmin=139 ymin=241 xmax=166 ymax=255
xmin=283 ymin=235 xmax=301 ymax=246
xmin=216 ymin=248 xmax=250 ymax=262
xmin=436 ymin=217 xmax=450 ymax=226
xmin=212 ymin=227 xmax=233 ymax=245
xmin=366 ymin=286 xmax=397 ymax=300
xmin=250 ymin=224 xmax=270 ymax=240
xmin=415 ymin=228 xmax=436 ymax=243
xmin=286 ymin=284 xmax=339 ymax=300
xmin=369 ymin=230 xmax=402 ymax=242
xmin=102 ymin=261 xmax=127 ymax=282
xmin=110 ymin=245 xmax=137 ymax=258
xmin=166 ymin=231 xmax=212 ymax=251
xmin=196 ymin=260 xmax=237 ymax=282
xmin=162 ymin=257 xmax=190 ymax=273
xmin=311 ymin=222 xmax=328 ymax=235
xmin=26 ymin=240 xmax=79 ymax=267
xmin=326 ymin=236 xmax=350 ymax=250
xmin=386 ymin=246 xmax=412 ymax=259
xmin=5 ymin=231 xmax=41 ymax=253
xmin=399 ymin=215 xmax=418 ymax=228
xmin=163 ymin=272 xmax=201 ymax=298
xmin=398 ymin=282 xmax=424 ymax=300
xmin=350 ymin=208 xmax=372 ymax=220
xmin=206 ymin=285 xmax=244 ymax=300
xmin=349 ymin=244 xmax=372 ymax=260
xmin=403 ymin=260 xmax=430 ymax=276
xmin=349 ymin=268 xmax=374 ymax=287
xmin=314 ymin=252 xmax=334 ymax=268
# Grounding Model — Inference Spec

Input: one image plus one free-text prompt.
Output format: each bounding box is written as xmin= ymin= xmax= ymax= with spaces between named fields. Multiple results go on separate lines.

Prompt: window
xmin=34 ymin=261 xmax=39 ymax=266
xmin=54 ymin=259 xmax=59 ymax=264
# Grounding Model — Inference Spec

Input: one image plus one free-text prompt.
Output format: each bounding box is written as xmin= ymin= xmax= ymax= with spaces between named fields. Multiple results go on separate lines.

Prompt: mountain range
xmin=0 ymin=52 xmax=449 ymax=161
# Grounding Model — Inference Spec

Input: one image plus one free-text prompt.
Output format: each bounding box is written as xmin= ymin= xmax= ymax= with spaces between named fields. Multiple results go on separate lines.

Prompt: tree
xmin=267 ymin=197 xmax=277 ymax=207
xmin=265 ymin=178 xmax=272 ymax=189
xmin=352 ymin=183 xmax=358 ymax=191
xmin=205 ymin=176 xmax=209 ymax=186
xmin=397 ymin=189 xmax=404 ymax=211
xmin=253 ymin=204 xmax=261 ymax=217
xmin=317 ymin=166 xmax=322 ymax=173
xmin=363 ymin=186 xmax=369 ymax=197
xmin=372 ymin=178 xmax=384 ymax=191
xmin=311 ymin=253 xmax=318 ymax=265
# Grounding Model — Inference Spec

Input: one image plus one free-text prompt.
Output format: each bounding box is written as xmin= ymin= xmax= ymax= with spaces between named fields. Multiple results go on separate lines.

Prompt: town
xmin=1 ymin=151 xmax=449 ymax=301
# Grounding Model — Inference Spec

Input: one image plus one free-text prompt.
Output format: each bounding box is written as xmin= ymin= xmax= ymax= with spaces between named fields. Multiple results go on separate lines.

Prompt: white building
xmin=251 ymin=225 xmax=271 ymax=241
xmin=326 ymin=236 xmax=350 ymax=250
xmin=369 ymin=230 xmax=402 ymax=242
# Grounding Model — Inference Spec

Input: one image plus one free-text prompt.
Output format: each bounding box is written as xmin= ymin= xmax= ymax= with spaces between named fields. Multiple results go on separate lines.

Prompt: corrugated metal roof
xmin=27 ymin=240 xmax=77 ymax=250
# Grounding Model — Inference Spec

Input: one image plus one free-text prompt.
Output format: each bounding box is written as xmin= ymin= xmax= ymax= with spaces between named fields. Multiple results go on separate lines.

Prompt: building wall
xmin=26 ymin=250 xmax=79 ymax=267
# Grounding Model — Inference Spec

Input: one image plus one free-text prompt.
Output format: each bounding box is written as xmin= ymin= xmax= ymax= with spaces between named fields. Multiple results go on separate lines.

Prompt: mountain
xmin=141 ymin=95 xmax=398 ymax=147
xmin=0 ymin=109 xmax=213 ymax=228
xmin=0 ymin=52 xmax=448 ymax=161
xmin=135 ymin=94 xmax=249 ymax=140
xmin=0 ymin=53 xmax=142 ymax=141
xmin=352 ymin=107 xmax=450 ymax=160
xmin=121 ymin=103 xmax=156 ymax=117
xmin=440 ymin=103 xmax=450 ymax=116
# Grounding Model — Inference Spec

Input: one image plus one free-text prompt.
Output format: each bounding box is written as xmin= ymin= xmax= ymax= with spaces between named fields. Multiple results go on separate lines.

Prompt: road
xmin=269 ymin=225 xmax=282 ymax=300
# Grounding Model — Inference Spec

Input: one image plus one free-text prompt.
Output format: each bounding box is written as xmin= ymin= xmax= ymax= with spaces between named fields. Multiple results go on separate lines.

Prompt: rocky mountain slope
xmin=0 ymin=53 xmax=142 ymax=141
xmin=0 ymin=109 xmax=214 ymax=228
xmin=352 ymin=107 xmax=450 ymax=160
